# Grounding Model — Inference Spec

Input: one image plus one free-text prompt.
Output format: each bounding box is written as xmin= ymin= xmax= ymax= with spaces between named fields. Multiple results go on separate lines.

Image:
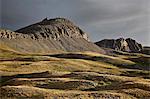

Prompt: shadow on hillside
xmin=0 ymin=71 xmax=96 ymax=85
xmin=0 ymin=71 xmax=113 ymax=87
xmin=0 ymin=71 xmax=57 ymax=86
xmin=0 ymin=57 xmax=50 ymax=62
xmin=85 ymin=81 xmax=150 ymax=91
xmin=48 ymin=53 xmax=150 ymax=70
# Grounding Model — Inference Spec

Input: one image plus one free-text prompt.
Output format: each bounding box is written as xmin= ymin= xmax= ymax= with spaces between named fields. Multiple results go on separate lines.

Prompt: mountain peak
xmin=16 ymin=18 xmax=89 ymax=41
xmin=40 ymin=17 xmax=74 ymax=24
xmin=0 ymin=18 xmax=105 ymax=53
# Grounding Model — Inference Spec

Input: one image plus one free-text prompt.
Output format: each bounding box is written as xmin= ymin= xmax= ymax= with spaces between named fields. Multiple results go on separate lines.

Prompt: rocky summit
xmin=95 ymin=38 xmax=143 ymax=53
xmin=0 ymin=18 xmax=105 ymax=54
xmin=16 ymin=18 xmax=89 ymax=41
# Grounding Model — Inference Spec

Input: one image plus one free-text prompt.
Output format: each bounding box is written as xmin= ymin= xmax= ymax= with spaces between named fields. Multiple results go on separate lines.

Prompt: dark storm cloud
xmin=1 ymin=0 xmax=150 ymax=45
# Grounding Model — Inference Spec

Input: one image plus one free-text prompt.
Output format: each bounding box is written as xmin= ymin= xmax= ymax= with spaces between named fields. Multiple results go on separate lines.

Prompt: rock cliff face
xmin=95 ymin=38 xmax=143 ymax=53
xmin=0 ymin=18 xmax=105 ymax=54
xmin=125 ymin=38 xmax=143 ymax=52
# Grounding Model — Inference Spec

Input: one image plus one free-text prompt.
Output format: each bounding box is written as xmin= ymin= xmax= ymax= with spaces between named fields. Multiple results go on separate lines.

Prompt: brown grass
xmin=0 ymin=51 xmax=150 ymax=99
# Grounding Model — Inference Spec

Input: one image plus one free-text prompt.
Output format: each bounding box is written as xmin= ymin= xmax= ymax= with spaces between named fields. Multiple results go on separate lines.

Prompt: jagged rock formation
xmin=95 ymin=38 xmax=143 ymax=53
xmin=125 ymin=38 xmax=143 ymax=52
xmin=0 ymin=29 xmax=30 ymax=39
xmin=0 ymin=18 xmax=105 ymax=54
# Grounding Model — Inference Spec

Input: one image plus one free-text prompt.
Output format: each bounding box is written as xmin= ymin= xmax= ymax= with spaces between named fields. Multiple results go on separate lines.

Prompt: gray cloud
xmin=1 ymin=0 xmax=150 ymax=46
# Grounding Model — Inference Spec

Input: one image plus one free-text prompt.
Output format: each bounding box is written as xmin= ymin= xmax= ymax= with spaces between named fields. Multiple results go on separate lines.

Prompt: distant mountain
xmin=0 ymin=18 xmax=105 ymax=54
xmin=95 ymin=38 xmax=143 ymax=53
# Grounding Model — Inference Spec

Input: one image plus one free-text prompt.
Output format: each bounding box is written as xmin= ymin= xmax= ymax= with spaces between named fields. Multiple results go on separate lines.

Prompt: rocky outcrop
xmin=0 ymin=18 xmax=105 ymax=54
xmin=95 ymin=38 xmax=143 ymax=53
xmin=0 ymin=29 xmax=30 ymax=39
xmin=125 ymin=38 xmax=143 ymax=52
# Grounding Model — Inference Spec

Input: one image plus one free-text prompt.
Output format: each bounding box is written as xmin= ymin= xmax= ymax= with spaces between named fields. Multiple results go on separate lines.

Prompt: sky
xmin=0 ymin=0 xmax=150 ymax=46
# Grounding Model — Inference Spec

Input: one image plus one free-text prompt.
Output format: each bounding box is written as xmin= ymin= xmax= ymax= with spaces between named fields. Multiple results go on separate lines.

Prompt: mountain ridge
xmin=0 ymin=18 xmax=105 ymax=54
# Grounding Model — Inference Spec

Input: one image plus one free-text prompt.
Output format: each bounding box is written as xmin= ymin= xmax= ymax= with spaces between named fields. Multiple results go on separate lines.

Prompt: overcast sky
xmin=1 ymin=0 xmax=150 ymax=46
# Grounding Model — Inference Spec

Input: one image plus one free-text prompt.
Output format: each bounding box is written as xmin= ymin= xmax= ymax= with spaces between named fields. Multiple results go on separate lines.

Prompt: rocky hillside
xmin=95 ymin=38 xmax=143 ymax=53
xmin=16 ymin=18 xmax=89 ymax=41
xmin=0 ymin=18 xmax=105 ymax=54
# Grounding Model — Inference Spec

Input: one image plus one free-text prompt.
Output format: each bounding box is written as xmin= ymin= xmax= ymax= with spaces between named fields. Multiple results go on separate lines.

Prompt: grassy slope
xmin=0 ymin=49 xmax=150 ymax=99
